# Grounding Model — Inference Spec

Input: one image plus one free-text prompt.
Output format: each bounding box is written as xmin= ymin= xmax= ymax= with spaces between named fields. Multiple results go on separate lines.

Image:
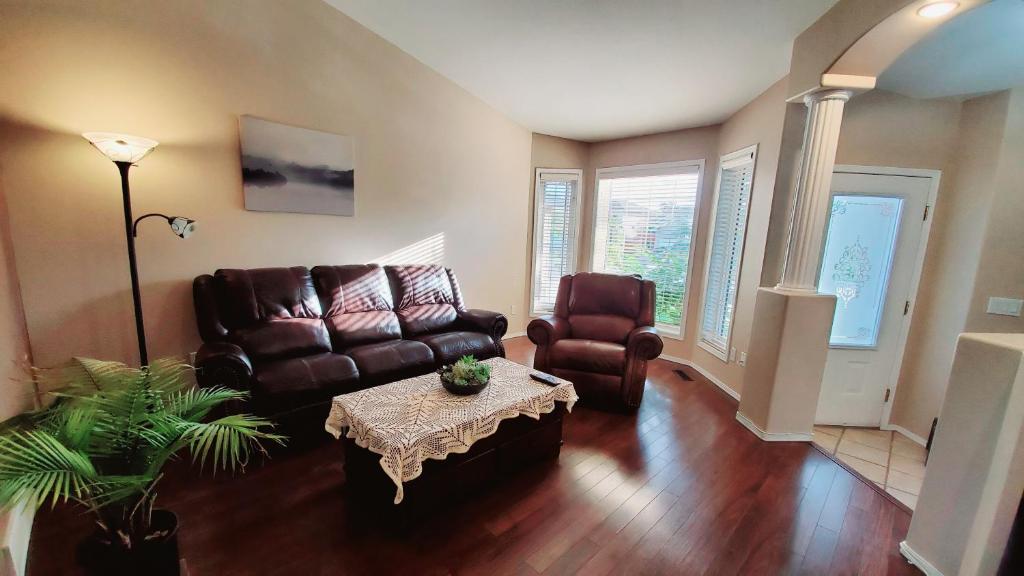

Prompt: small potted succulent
xmin=439 ymin=355 xmax=491 ymax=395
xmin=0 ymin=357 xmax=283 ymax=576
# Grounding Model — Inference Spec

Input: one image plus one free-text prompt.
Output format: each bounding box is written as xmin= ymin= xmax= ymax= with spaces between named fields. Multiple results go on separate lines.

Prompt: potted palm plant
xmin=0 ymin=357 xmax=283 ymax=576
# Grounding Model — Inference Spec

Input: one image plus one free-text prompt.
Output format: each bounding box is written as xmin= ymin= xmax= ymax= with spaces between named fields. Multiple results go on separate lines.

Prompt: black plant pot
xmin=440 ymin=373 xmax=490 ymax=395
xmin=77 ymin=509 xmax=180 ymax=576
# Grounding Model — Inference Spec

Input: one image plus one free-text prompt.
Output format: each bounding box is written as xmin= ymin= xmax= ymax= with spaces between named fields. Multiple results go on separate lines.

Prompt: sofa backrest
xmin=192 ymin=264 xmax=476 ymax=355
xmin=311 ymin=264 xmax=402 ymax=350
xmin=555 ymin=272 xmax=655 ymax=344
xmin=385 ymin=265 xmax=466 ymax=336
xmin=213 ymin=267 xmax=331 ymax=361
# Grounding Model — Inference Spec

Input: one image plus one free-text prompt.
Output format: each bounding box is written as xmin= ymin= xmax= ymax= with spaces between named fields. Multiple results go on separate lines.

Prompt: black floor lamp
xmin=83 ymin=132 xmax=196 ymax=367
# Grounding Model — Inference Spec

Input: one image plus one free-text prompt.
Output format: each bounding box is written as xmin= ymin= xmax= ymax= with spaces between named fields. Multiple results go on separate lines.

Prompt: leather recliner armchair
xmin=528 ymin=273 xmax=663 ymax=409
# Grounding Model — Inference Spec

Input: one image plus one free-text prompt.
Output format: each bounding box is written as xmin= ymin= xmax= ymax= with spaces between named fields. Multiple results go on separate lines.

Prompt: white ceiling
xmin=325 ymin=0 xmax=837 ymax=142
xmin=879 ymin=0 xmax=1024 ymax=100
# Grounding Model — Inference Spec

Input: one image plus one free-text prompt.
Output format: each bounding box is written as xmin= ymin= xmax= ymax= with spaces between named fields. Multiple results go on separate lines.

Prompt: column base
xmin=736 ymin=287 xmax=836 ymax=440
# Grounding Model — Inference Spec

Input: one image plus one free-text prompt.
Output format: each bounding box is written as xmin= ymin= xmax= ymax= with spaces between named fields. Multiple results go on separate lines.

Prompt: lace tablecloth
xmin=325 ymin=357 xmax=578 ymax=504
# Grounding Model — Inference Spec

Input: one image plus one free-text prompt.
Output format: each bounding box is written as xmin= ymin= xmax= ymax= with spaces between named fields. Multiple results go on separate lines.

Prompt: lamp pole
xmin=84 ymin=132 xmax=193 ymax=368
xmin=116 ymin=160 xmax=149 ymax=366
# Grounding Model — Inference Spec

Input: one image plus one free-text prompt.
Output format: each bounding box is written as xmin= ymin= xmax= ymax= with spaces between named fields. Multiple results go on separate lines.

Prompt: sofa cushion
xmin=312 ymin=265 xmax=402 ymax=348
xmin=230 ymin=318 xmax=331 ymax=361
xmin=397 ymin=303 xmax=458 ymax=337
xmin=215 ymin=267 xmax=328 ymax=360
xmin=413 ymin=331 xmax=497 ymax=365
xmin=344 ymin=340 xmax=435 ymax=384
xmin=323 ymin=310 xmax=402 ymax=349
xmin=387 ymin=265 xmax=456 ymax=308
xmin=386 ymin=265 xmax=463 ymax=336
xmin=567 ymin=314 xmax=636 ymax=345
xmin=216 ymin=267 xmax=322 ymax=327
xmin=251 ymin=353 xmax=360 ymax=414
xmin=548 ymin=339 xmax=626 ymax=376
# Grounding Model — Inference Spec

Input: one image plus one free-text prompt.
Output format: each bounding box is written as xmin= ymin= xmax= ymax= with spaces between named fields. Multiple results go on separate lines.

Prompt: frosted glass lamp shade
xmin=82 ymin=132 xmax=158 ymax=163
xmin=169 ymin=217 xmax=196 ymax=239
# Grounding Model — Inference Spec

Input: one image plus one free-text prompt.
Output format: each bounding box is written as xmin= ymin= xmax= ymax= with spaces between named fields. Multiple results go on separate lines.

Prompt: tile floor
xmin=811 ymin=425 xmax=927 ymax=510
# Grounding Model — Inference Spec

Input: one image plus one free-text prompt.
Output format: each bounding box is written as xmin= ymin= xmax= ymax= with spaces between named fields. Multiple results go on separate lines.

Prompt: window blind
xmin=531 ymin=170 xmax=581 ymax=315
xmin=700 ymin=147 xmax=756 ymax=356
xmin=592 ymin=163 xmax=701 ymax=330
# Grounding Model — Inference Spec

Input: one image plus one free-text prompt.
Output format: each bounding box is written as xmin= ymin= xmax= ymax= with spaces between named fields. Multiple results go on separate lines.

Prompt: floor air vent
xmin=673 ymin=369 xmax=694 ymax=381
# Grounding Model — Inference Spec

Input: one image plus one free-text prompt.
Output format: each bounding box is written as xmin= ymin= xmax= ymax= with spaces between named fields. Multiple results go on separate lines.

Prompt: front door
xmin=815 ymin=170 xmax=932 ymax=426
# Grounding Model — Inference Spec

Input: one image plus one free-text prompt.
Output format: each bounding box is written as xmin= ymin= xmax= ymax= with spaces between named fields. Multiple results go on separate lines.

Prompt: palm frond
xmin=178 ymin=415 xmax=285 ymax=472
xmin=166 ymin=386 xmax=249 ymax=421
xmin=145 ymin=359 xmax=195 ymax=394
xmin=0 ymin=431 xmax=97 ymax=509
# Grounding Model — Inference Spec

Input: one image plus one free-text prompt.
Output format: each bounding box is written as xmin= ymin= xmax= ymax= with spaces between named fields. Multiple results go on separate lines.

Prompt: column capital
xmin=803 ymin=89 xmax=852 ymax=106
xmin=779 ymin=86 xmax=851 ymax=291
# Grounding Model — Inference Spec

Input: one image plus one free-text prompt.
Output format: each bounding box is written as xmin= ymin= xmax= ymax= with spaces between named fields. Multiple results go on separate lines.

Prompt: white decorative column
xmin=780 ymin=89 xmax=852 ymax=291
xmin=736 ymin=89 xmax=848 ymax=441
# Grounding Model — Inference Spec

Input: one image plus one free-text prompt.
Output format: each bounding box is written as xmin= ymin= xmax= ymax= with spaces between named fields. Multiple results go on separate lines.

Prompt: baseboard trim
xmin=658 ymin=354 xmax=741 ymax=402
xmin=882 ymin=424 xmax=928 ymax=447
xmin=735 ymin=412 xmax=813 ymax=442
xmin=900 ymin=541 xmax=943 ymax=576
xmin=503 ymin=331 xmax=527 ymax=339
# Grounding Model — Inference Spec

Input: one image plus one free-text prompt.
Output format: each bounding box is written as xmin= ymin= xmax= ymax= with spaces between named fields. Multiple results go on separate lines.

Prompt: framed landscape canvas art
xmin=239 ymin=115 xmax=355 ymax=216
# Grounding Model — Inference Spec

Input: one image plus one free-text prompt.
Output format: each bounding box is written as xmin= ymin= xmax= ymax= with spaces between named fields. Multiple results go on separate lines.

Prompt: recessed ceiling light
xmin=917 ymin=1 xmax=959 ymax=19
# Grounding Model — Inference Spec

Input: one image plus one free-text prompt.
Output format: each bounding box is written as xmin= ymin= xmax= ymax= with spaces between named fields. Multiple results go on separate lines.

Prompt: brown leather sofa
xmin=192 ymin=264 xmax=506 ymax=431
xmin=528 ymin=273 xmax=663 ymax=409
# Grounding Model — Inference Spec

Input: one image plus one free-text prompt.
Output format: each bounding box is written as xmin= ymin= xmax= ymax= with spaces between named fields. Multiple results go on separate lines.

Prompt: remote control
xmin=530 ymin=372 xmax=560 ymax=387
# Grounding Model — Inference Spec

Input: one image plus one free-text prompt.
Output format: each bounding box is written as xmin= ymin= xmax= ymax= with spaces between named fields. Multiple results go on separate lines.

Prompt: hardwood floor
xmin=28 ymin=337 xmax=920 ymax=575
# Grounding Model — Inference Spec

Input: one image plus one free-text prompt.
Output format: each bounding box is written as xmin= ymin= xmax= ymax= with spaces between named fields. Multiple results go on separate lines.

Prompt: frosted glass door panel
xmin=818 ymin=195 xmax=904 ymax=348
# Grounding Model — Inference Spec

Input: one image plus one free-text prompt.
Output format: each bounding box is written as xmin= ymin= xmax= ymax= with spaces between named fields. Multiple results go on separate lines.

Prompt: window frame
xmin=589 ymin=159 xmax=705 ymax=338
xmin=530 ymin=167 xmax=584 ymax=316
xmin=697 ymin=144 xmax=758 ymax=361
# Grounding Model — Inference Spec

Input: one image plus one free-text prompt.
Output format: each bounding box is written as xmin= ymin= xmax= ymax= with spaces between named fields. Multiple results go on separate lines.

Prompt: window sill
xmin=696 ymin=339 xmax=729 ymax=362
xmin=655 ymin=324 xmax=684 ymax=341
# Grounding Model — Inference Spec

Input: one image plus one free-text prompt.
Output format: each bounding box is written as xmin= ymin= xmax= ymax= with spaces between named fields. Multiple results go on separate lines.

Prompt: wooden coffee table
xmin=325 ymin=357 xmax=577 ymax=518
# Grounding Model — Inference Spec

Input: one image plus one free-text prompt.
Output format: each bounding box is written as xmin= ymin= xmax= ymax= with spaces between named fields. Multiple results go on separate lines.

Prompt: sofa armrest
xmin=626 ymin=326 xmax=663 ymax=361
xmin=527 ymin=316 xmax=571 ymax=346
xmin=620 ymin=326 xmax=663 ymax=409
xmin=195 ymin=342 xmax=253 ymax=391
xmin=457 ymin=309 xmax=508 ymax=338
xmin=456 ymin=309 xmax=509 ymax=358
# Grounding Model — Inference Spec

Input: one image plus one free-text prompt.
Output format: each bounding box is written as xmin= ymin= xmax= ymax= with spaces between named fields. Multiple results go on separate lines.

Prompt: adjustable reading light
xmin=83 ymin=132 xmax=196 ymax=366
xmin=133 ymin=214 xmax=197 ymax=239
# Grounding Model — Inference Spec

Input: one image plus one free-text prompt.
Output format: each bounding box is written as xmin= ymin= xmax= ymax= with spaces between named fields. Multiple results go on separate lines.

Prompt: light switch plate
xmin=986 ymin=297 xmax=1023 ymax=317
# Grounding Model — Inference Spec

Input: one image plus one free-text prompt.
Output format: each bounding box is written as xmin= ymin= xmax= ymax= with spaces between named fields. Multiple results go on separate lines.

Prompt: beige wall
xmin=583 ymin=126 xmax=720 ymax=360
xmin=0 ymin=176 xmax=34 ymax=421
xmin=0 ymin=0 xmax=533 ymax=367
xmin=836 ymin=89 xmax=963 ymax=169
xmin=889 ymin=91 xmax=1018 ymax=438
xmin=689 ymin=78 xmax=788 ymax=394
xmin=965 ymin=88 xmax=1024 ymax=334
